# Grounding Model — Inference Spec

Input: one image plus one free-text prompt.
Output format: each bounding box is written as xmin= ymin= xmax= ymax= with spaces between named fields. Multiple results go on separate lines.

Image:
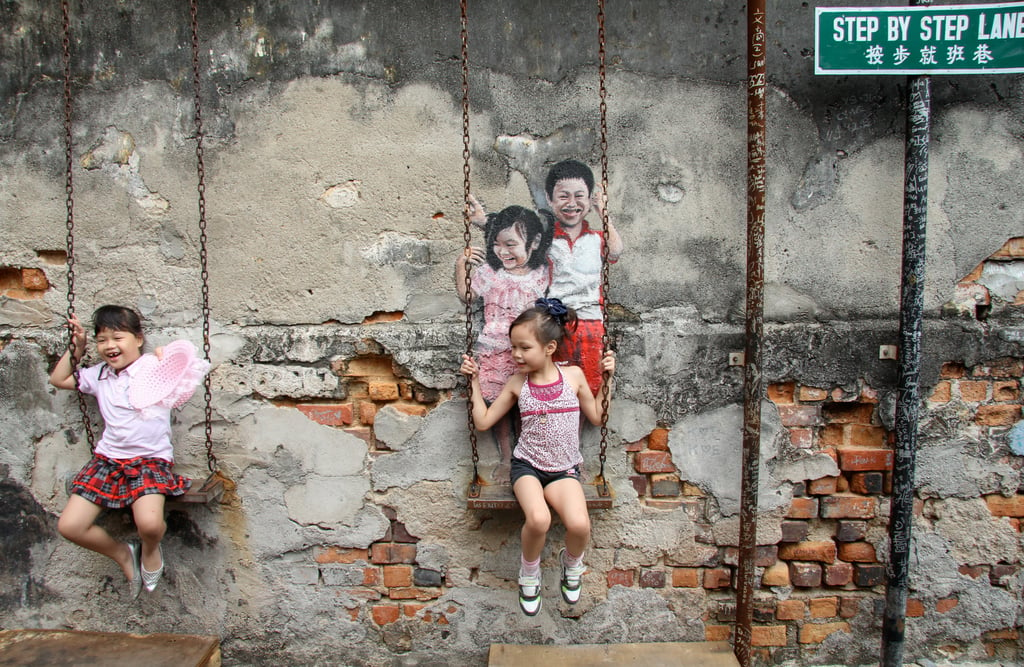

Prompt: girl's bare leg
xmin=513 ymin=476 xmax=551 ymax=561
xmin=130 ymin=494 xmax=166 ymax=571
xmin=57 ymin=494 xmax=135 ymax=580
xmin=544 ymin=478 xmax=591 ymax=557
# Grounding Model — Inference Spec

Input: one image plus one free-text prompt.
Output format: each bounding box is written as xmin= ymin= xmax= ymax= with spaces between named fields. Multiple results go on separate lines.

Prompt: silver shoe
xmin=126 ymin=541 xmax=142 ymax=600
xmin=141 ymin=545 xmax=163 ymax=593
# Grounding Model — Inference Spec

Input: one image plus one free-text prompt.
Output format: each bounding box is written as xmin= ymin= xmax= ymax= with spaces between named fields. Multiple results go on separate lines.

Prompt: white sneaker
xmin=559 ymin=548 xmax=586 ymax=604
xmin=517 ymin=569 xmax=542 ymax=616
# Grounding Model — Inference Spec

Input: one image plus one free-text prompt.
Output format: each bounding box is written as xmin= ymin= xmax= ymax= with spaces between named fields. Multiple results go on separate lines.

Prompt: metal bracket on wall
xmin=729 ymin=351 xmax=746 ymax=366
xmin=879 ymin=345 xmax=898 ymax=360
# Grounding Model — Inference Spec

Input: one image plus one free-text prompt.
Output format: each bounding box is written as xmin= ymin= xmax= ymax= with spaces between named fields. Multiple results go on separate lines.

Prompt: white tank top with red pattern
xmin=513 ymin=368 xmax=582 ymax=472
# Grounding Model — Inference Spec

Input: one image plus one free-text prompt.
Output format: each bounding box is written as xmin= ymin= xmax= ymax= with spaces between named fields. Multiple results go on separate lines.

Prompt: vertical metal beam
xmin=735 ymin=0 xmax=767 ymax=664
xmin=882 ymin=7 xmax=932 ymax=662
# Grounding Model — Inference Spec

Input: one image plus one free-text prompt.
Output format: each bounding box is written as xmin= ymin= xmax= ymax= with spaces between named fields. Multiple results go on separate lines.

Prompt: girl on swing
xmin=460 ymin=298 xmax=615 ymax=615
xmin=50 ymin=305 xmax=208 ymax=599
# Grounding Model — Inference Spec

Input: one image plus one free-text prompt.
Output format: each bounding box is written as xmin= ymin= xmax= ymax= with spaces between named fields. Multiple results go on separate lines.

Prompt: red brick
xmin=837 ymin=542 xmax=876 ymax=563
xmin=625 ymin=439 xmax=644 ymax=452
xmin=776 ymin=599 xmax=805 ymax=620
xmin=645 ymin=499 xmax=683 ymax=510
xmin=838 ymin=448 xmax=893 ymax=472
xmin=983 ymin=628 xmax=1020 ymax=640
xmin=906 ymin=599 xmax=925 ymax=617
xmin=786 ymin=497 xmax=819 ymax=519
xmin=935 ymin=597 xmax=959 ymax=613
xmin=388 ymin=587 xmax=442 ymax=601
xmin=823 ymin=403 xmax=874 ymax=424
xmin=853 ymin=563 xmax=886 ymax=587
xmin=394 ymin=403 xmax=428 ymax=417
xmin=370 ymin=543 xmax=417 ymax=564
xmin=959 ymin=380 xmax=989 ymax=402
xmin=297 ymin=403 xmax=354 ymax=426
xmin=368 ymin=381 xmax=400 ymax=401
xmin=635 ymin=450 xmax=676 ymax=474
xmin=681 ymin=482 xmax=705 ymax=496
xmin=403 ymin=602 xmax=426 ymax=618
xmin=820 ymin=495 xmax=876 ymax=519
xmin=958 ymin=564 xmax=987 ymax=579
xmin=824 ymin=561 xmax=853 ymax=586
xmin=768 ymin=382 xmax=796 ymax=404
xmin=928 ymin=381 xmax=952 ymax=403
xmin=975 ymin=404 xmax=1022 ymax=426
xmin=363 ymin=567 xmax=382 ymax=586
xmin=360 ymin=401 xmax=378 ymax=424
xmin=20 ymin=268 xmax=48 ymax=290
xmin=671 ymin=567 xmax=700 ymax=588
xmin=315 ymin=547 xmax=368 ymax=564
xmin=839 ymin=596 xmax=862 ymax=618
xmin=703 ymin=567 xmax=732 ymax=589
xmin=799 ymin=385 xmax=829 ymax=402
xmin=789 ymin=562 xmax=822 ymax=588
xmin=751 ymin=625 xmax=787 ymax=647
xmin=629 ymin=475 xmax=648 ymax=496
xmin=971 ymin=357 xmax=1024 ymax=378
xmin=383 ymin=565 xmax=413 ymax=588
xmin=807 ymin=476 xmax=839 ymax=495
xmin=799 ymin=622 xmax=850 ymax=644
xmin=940 ymin=362 xmax=966 ymax=379
xmin=847 ymin=424 xmax=888 ymax=447
xmin=761 ymin=562 xmax=790 ymax=587
xmin=820 ymin=424 xmax=845 ymax=446
xmin=777 ymin=404 xmax=820 ymax=427
xmin=990 ymin=563 xmax=1019 ymax=586
xmin=993 ymin=380 xmax=1020 ymax=402
xmin=789 ymin=427 xmax=814 ymax=448
xmin=985 ymin=494 xmax=1024 ymax=517
xmin=607 ymin=569 xmax=634 ymax=587
xmin=809 ymin=597 xmax=838 ymax=618
xmin=705 ymin=625 xmax=732 ymax=642
xmin=639 ymin=569 xmax=666 ymax=588
xmin=372 ymin=605 xmax=401 ymax=625
xmin=849 ymin=472 xmax=885 ymax=495
xmin=778 ymin=541 xmax=836 ymax=564
xmin=720 ymin=546 xmax=778 ymax=568
xmin=781 ymin=520 xmax=810 ymax=543
xmin=650 ymin=473 xmax=682 ymax=497
xmin=648 ymin=428 xmax=670 ymax=451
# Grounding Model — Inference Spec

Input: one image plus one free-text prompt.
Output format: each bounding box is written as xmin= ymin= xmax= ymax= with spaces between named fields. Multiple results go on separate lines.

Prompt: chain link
xmin=460 ymin=0 xmax=480 ymax=489
xmin=190 ymin=0 xmax=217 ymax=473
xmin=596 ymin=0 xmax=610 ymax=490
xmin=62 ymin=0 xmax=96 ymax=450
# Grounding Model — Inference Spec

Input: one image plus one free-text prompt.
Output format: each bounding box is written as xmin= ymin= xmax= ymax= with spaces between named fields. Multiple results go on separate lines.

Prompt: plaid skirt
xmin=71 ymin=453 xmax=192 ymax=509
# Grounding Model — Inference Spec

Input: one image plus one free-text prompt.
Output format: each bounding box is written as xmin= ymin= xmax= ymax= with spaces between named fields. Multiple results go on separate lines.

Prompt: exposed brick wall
xmin=0 ymin=266 xmax=50 ymax=300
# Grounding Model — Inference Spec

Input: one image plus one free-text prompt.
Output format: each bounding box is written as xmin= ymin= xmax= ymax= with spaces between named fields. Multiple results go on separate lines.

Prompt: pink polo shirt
xmin=77 ymin=359 xmax=174 ymax=462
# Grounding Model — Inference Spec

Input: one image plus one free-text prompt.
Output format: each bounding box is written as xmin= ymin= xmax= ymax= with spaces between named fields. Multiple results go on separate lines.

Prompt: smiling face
xmin=546 ymin=177 xmax=592 ymax=230
xmin=492 ymin=226 xmax=539 ymax=274
xmin=95 ymin=327 xmax=144 ymax=372
xmin=509 ymin=322 xmax=556 ymax=375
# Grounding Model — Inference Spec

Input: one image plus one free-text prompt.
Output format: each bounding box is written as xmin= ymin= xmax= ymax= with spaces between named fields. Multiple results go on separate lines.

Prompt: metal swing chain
xmin=61 ymin=0 xmax=96 ymax=450
xmin=190 ymin=0 xmax=218 ymax=474
xmin=596 ymin=0 xmax=611 ymax=492
xmin=460 ymin=0 xmax=481 ymax=494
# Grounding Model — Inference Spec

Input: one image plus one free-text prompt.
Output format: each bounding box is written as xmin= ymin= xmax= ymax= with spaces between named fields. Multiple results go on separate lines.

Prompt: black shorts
xmin=510 ymin=457 xmax=581 ymax=488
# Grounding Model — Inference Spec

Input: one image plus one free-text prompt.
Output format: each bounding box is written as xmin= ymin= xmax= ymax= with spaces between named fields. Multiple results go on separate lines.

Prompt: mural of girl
xmin=456 ymin=205 xmax=552 ymax=480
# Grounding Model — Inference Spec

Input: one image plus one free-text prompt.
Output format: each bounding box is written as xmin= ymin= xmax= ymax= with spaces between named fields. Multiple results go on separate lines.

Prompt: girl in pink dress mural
xmin=456 ymin=205 xmax=552 ymax=480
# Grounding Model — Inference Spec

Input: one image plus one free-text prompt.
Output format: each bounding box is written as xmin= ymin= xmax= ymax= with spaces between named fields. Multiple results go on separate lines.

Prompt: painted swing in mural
xmin=57 ymin=0 xmax=226 ymax=509
xmin=457 ymin=0 xmax=623 ymax=511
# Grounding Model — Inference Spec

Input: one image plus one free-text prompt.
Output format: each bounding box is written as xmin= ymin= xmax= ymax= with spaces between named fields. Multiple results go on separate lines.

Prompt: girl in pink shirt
xmin=50 ymin=305 xmax=206 ymax=599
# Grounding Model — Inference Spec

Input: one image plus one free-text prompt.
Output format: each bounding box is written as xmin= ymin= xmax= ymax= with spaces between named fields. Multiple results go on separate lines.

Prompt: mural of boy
xmin=542 ymin=159 xmax=623 ymax=396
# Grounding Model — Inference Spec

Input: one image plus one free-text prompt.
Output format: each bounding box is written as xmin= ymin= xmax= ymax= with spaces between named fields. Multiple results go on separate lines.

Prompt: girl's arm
xmin=467 ymin=193 xmax=487 ymax=229
xmin=592 ymin=185 xmax=624 ymax=262
xmin=455 ymin=247 xmax=485 ymax=304
xmin=460 ymin=354 xmax=521 ymax=431
xmin=574 ymin=350 xmax=616 ymax=425
xmin=50 ymin=315 xmax=87 ymax=390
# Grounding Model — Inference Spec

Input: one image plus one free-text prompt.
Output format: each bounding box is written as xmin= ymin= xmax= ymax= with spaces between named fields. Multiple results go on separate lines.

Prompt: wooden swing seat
xmin=170 ymin=472 xmax=226 ymax=505
xmin=0 ymin=629 xmax=221 ymax=667
xmin=467 ymin=478 xmax=613 ymax=510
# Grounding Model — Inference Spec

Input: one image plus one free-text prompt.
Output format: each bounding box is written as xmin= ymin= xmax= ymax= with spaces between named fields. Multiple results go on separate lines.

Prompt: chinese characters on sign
xmin=816 ymin=2 xmax=1024 ymax=74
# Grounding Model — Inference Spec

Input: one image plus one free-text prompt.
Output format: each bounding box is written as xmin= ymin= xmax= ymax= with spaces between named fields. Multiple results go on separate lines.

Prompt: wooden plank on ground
xmin=0 ymin=629 xmax=221 ymax=667
xmin=488 ymin=641 xmax=739 ymax=667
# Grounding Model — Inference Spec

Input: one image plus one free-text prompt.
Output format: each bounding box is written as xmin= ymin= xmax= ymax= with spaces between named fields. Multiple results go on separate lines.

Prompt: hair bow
xmin=535 ymin=298 xmax=568 ymax=323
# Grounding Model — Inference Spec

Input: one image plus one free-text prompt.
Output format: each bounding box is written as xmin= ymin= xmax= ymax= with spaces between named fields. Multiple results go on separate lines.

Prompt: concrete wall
xmin=1 ymin=1 xmax=1022 ymax=665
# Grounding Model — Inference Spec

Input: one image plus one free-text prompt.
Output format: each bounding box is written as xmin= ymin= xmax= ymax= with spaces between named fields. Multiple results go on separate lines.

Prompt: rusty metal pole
xmin=735 ymin=0 xmax=767 ymax=664
xmin=882 ymin=2 xmax=932 ymax=663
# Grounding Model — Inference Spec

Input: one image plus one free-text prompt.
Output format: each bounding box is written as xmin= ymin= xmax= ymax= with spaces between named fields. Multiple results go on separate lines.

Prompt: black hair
xmin=92 ymin=305 xmax=144 ymax=337
xmin=544 ymin=159 xmax=595 ymax=199
xmin=509 ymin=299 xmax=578 ymax=348
xmin=483 ymin=205 xmax=552 ymax=271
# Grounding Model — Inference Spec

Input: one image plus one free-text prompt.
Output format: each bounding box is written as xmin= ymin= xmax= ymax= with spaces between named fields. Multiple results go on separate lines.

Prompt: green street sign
xmin=816 ymin=2 xmax=1024 ymax=74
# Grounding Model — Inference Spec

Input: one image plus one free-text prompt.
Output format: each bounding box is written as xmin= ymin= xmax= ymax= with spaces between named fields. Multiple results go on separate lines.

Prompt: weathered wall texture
xmin=1 ymin=1 xmax=1022 ymax=665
